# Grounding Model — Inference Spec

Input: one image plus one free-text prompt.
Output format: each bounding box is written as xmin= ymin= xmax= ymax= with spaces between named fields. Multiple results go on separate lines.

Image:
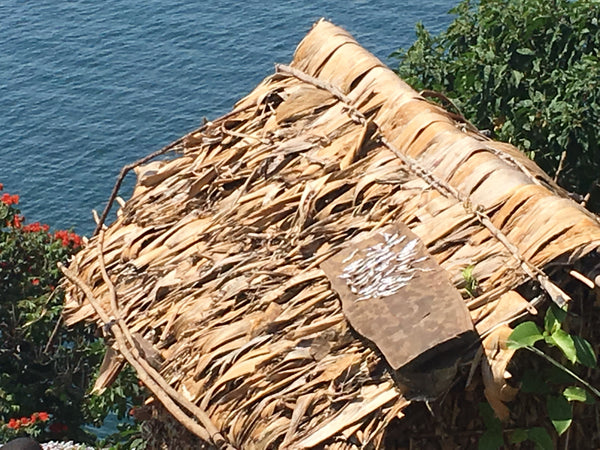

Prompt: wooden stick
xmin=96 ymin=230 xmax=135 ymax=353
xmin=581 ymin=177 xmax=599 ymax=208
xmin=94 ymin=230 xmax=236 ymax=449
xmin=93 ymin=139 xmax=184 ymax=236
xmin=568 ymin=269 xmax=596 ymax=289
xmin=59 ymin=262 xmax=236 ymax=449
xmin=275 ymin=63 xmax=352 ymax=105
xmin=220 ymin=123 xmax=272 ymax=145
xmin=93 ymin=102 xmax=258 ymax=236
xmin=554 ymin=150 xmax=567 ymax=182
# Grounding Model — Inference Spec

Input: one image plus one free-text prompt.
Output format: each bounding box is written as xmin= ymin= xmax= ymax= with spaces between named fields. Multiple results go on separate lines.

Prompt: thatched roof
xmin=61 ymin=20 xmax=600 ymax=449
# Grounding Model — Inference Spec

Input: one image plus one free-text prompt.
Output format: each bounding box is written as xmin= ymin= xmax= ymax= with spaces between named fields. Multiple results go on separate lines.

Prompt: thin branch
xmin=93 ymin=139 xmax=184 ymax=236
xmin=94 ymin=230 xmax=235 ymax=449
xmin=581 ymin=177 xmax=599 ymax=209
xmin=37 ymin=286 xmax=62 ymax=354
xmin=554 ymin=150 xmax=567 ymax=182
xmin=58 ymin=261 xmax=236 ymax=449
xmin=275 ymin=63 xmax=352 ymax=104
xmin=419 ymin=89 xmax=479 ymax=134
xmin=220 ymin=123 xmax=272 ymax=145
xmin=44 ymin=314 xmax=62 ymax=354
xmin=93 ymin=102 xmax=258 ymax=236
xmin=568 ymin=270 xmax=595 ymax=289
xmin=523 ymin=345 xmax=600 ymax=399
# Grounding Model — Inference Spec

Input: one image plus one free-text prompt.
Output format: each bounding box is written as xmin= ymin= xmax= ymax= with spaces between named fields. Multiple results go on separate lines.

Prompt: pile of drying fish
xmin=339 ymin=233 xmax=428 ymax=302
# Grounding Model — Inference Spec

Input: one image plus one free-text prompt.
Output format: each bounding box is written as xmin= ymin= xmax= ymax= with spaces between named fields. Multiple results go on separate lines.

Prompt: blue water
xmin=0 ymin=0 xmax=458 ymax=236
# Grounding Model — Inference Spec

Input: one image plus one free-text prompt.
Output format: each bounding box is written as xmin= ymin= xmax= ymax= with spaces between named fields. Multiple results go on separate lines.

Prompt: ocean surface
xmin=0 ymin=0 xmax=458 ymax=236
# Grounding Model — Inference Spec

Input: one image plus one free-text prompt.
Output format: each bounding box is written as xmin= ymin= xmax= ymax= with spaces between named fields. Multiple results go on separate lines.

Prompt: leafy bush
xmin=0 ymin=184 xmax=143 ymax=444
xmin=393 ymin=0 xmax=600 ymax=209
xmin=474 ymin=303 xmax=599 ymax=449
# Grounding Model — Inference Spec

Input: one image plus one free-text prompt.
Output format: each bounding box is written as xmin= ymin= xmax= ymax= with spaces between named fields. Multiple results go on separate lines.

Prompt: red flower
xmin=70 ymin=233 xmax=82 ymax=247
xmin=1 ymin=193 xmax=12 ymax=205
xmin=23 ymin=222 xmax=42 ymax=233
xmin=2 ymin=193 xmax=20 ymax=205
xmin=32 ymin=278 xmax=40 ymax=286
xmin=0 ymin=183 xmax=3 ymax=190
xmin=12 ymin=215 xmax=23 ymax=228
xmin=41 ymin=224 xmax=49 ymax=232
xmin=38 ymin=412 xmax=49 ymax=421
xmin=7 ymin=418 xmax=19 ymax=429
xmin=20 ymin=417 xmax=30 ymax=426
xmin=54 ymin=230 xmax=69 ymax=246
xmin=53 ymin=230 xmax=82 ymax=248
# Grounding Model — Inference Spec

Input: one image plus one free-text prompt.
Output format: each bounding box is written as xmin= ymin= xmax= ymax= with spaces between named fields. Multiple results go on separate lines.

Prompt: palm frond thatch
xmin=61 ymin=20 xmax=600 ymax=449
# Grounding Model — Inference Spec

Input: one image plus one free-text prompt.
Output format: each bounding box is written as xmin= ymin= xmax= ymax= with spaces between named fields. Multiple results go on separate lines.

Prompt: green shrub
xmin=393 ymin=0 xmax=600 ymax=209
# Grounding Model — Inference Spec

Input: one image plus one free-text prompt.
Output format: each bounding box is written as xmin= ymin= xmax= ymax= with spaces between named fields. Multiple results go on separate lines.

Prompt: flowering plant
xmin=0 ymin=184 xmax=144 ymax=444
xmin=0 ymin=412 xmax=51 ymax=441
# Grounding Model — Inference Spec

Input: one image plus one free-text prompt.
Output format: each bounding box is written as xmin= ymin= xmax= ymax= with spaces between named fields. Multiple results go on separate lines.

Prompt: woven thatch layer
xmin=63 ymin=20 xmax=600 ymax=449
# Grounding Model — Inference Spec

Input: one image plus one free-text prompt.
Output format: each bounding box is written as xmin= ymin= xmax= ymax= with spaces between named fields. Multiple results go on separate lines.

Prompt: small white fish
xmin=358 ymin=285 xmax=378 ymax=298
xmin=343 ymin=258 xmax=364 ymax=274
xmin=342 ymin=248 xmax=359 ymax=264
xmin=380 ymin=232 xmax=393 ymax=242
xmin=387 ymin=234 xmax=407 ymax=247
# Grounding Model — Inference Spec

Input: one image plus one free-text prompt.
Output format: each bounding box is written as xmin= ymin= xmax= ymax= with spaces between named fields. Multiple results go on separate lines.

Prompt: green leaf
xmin=546 ymin=329 xmax=577 ymax=363
xmin=507 ymin=322 xmax=543 ymax=349
xmin=527 ymin=427 xmax=554 ymax=450
xmin=479 ymin=430 xmax=504 ymax=450
xmin=462 ymin=265 xmax=474 ymax=279
xmin=478 ymin=403 xmax=504 ymax=450
xmin=479 ymin=402 xmax=502 ymax=431
xmin=462 ymin=264 xmax=478 ymax=297
xmin=516 ymin=47 xmax=536 ymax=55
xmin=572 ymin=335 xmax=597 ymax=368
xmin=131 ymin=438 xmax=146 ymax=449
xmin=563 ymin=386 xmax=595 ymax=404
xmin=547 ymin=394 xmax=572 ymax=436
xmin=543 ymin=304 xmax=566 ymax=335
xmin=513 ymin=70 xmax=523 ymax=85
xmin=508 ymin=428 xmax=528 ymax=444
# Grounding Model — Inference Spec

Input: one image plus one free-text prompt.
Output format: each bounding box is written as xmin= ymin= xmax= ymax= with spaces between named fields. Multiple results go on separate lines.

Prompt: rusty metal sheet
xmin=321 ymin=223 xmax=476 ymax=399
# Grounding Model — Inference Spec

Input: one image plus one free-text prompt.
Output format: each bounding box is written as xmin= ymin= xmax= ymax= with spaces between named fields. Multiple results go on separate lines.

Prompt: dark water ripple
xmin=0 ymin=0 xmax=457 ymax=235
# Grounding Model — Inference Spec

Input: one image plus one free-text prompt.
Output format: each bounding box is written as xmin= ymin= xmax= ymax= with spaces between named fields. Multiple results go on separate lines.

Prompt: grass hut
xmin=61 ymin=20 xmax=600 ymax=449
